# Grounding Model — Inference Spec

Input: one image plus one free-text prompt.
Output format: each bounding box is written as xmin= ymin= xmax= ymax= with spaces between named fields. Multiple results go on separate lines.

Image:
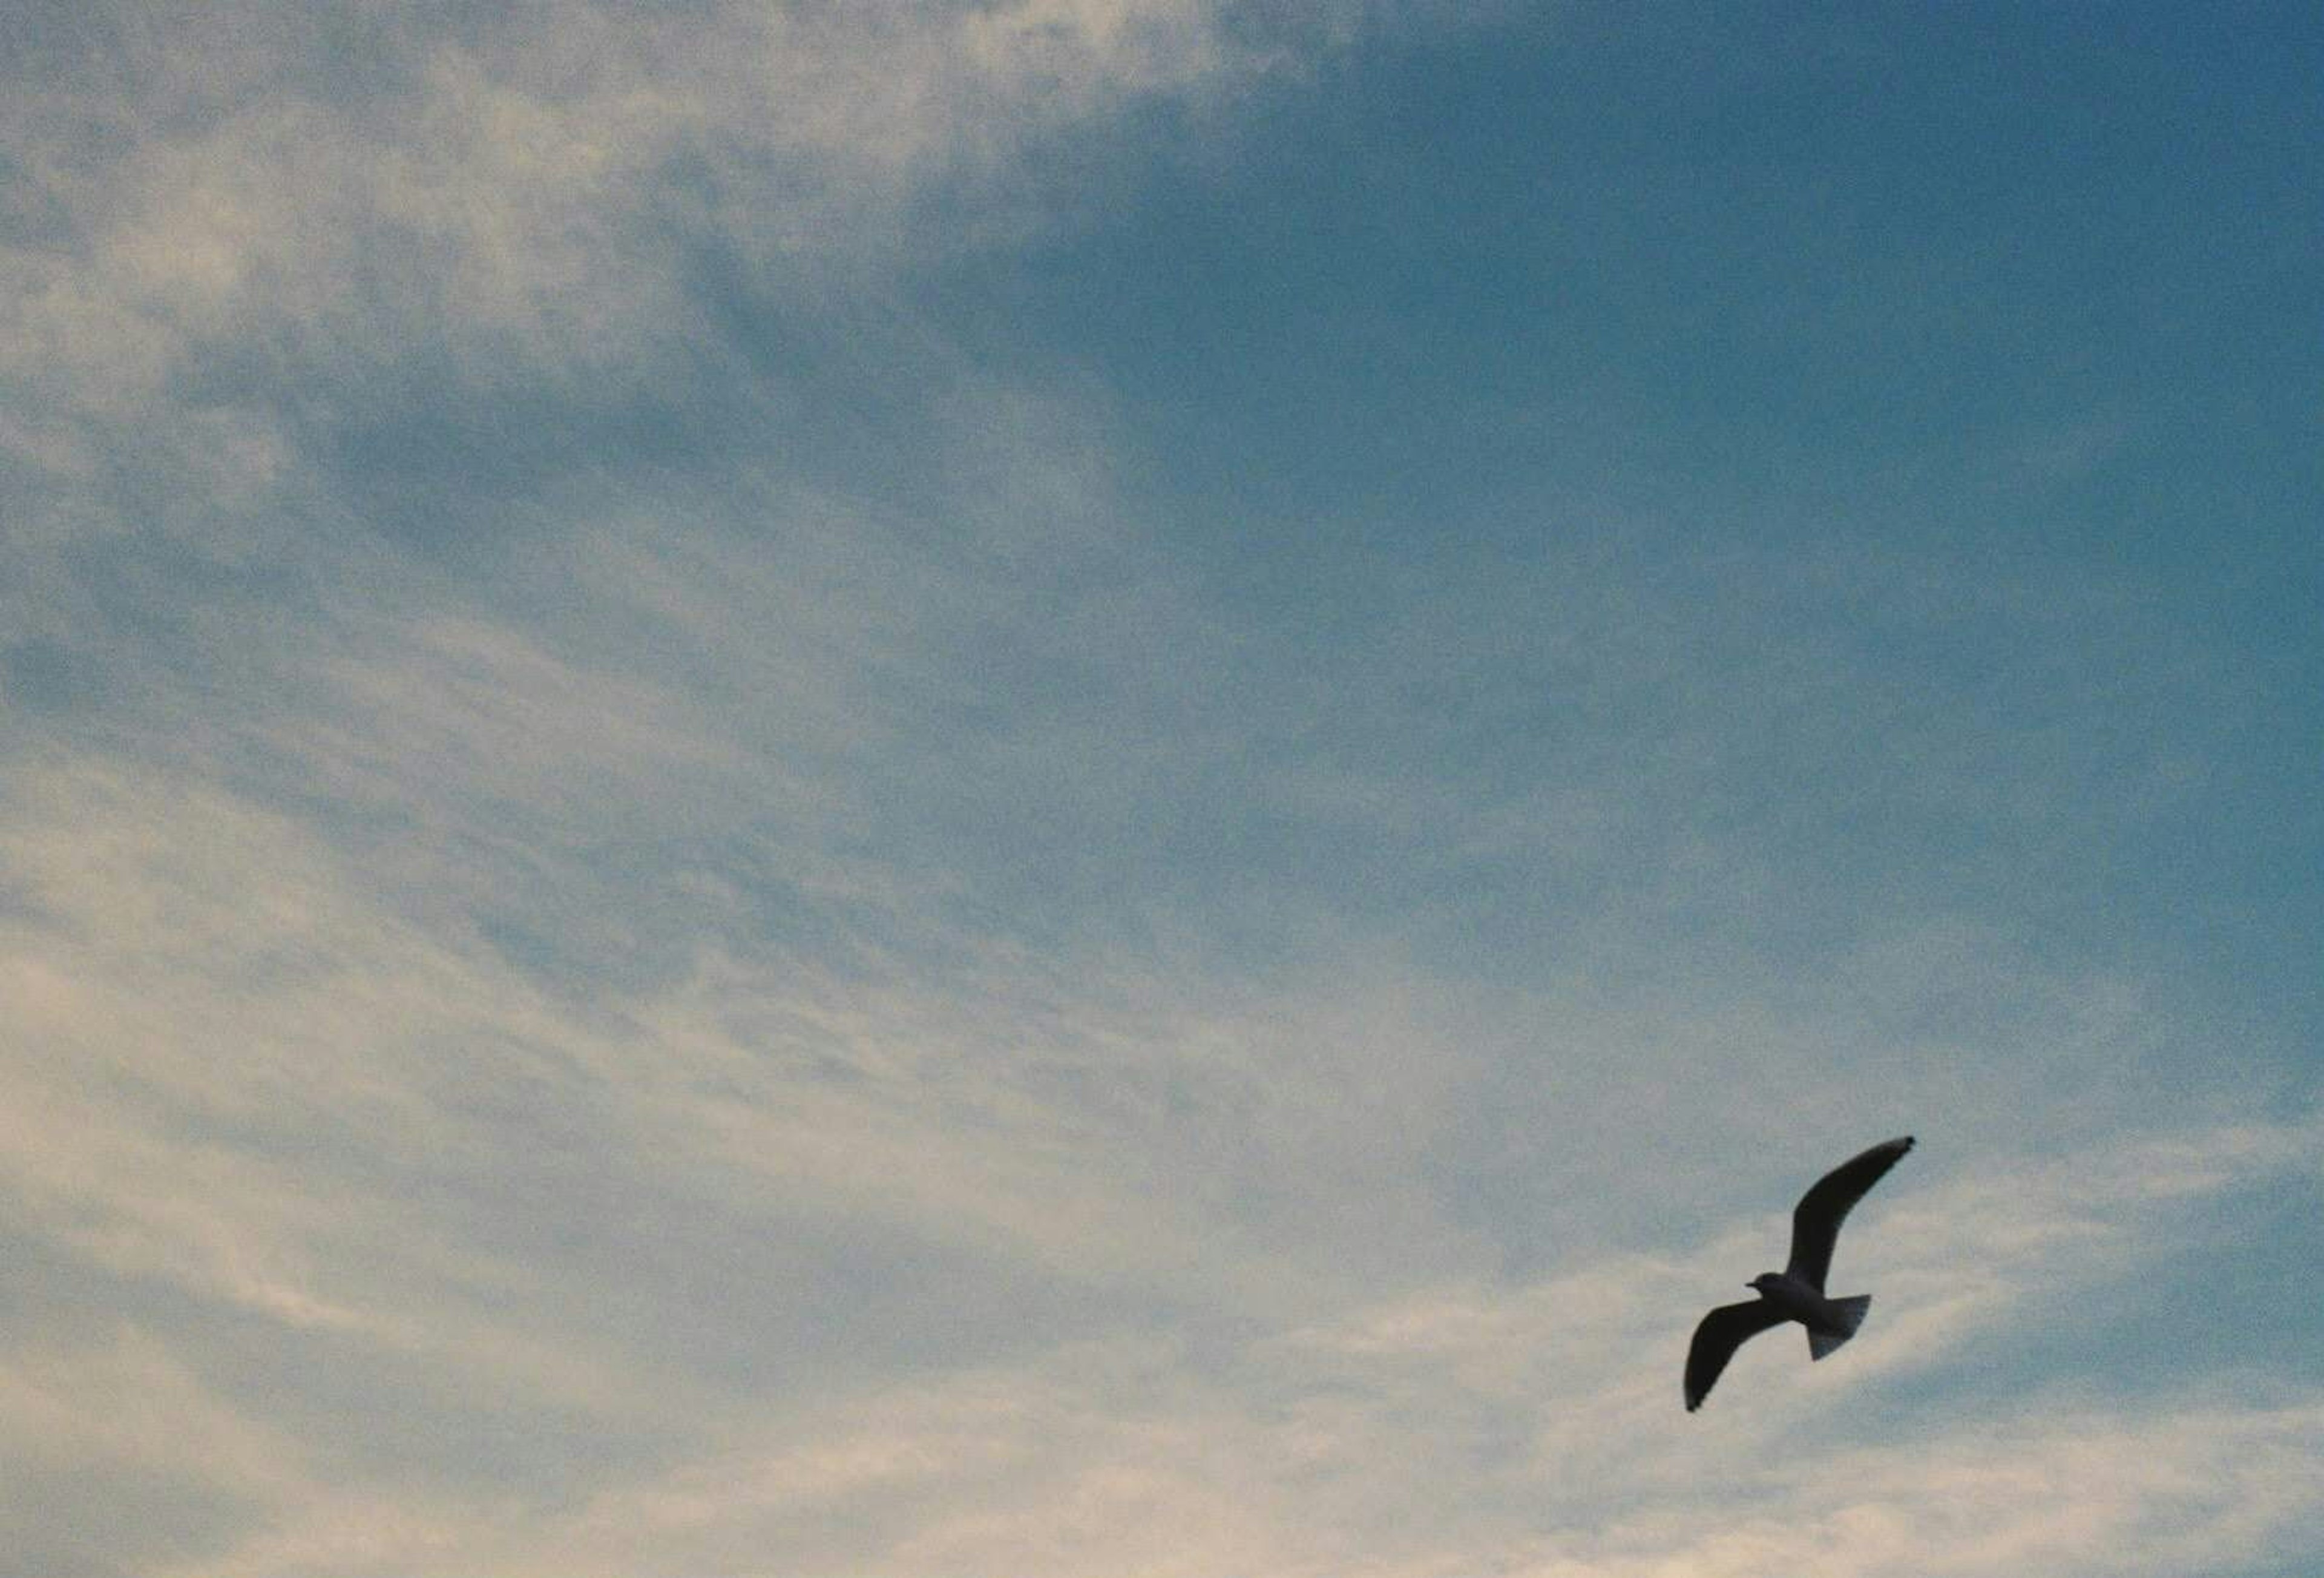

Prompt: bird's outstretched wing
xmin=1786 ymin=1134 xmax=1914 ymax=1290
xmin=1686 ymin=1299 xmax=1788 ymax=1412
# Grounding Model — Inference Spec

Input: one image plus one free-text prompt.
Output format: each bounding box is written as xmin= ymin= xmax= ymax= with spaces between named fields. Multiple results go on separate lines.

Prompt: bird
xmin=1684 ymin=1134 xmax=1915 ymax=1412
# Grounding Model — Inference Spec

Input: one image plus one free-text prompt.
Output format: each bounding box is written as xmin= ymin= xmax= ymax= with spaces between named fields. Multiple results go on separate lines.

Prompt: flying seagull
xmin=1684 ymin=1134 xmax=1915 ymax=1412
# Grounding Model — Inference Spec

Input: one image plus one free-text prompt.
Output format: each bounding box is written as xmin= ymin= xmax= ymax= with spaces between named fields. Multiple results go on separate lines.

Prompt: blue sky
xmin=3 ymin=4 xmax=2320 ymax=1574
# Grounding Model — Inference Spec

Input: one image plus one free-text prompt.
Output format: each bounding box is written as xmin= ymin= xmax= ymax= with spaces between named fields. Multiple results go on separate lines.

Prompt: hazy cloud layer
xmin=4 ymin=4 xmax=2319 ymax=1575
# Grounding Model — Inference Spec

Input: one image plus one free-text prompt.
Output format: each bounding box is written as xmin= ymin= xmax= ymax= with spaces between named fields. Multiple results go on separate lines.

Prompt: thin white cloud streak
xmin=5 ymin=8 xmax=2316 ymax=1575
xmin=5 ymin=354 xmax=2290 ymax=1568
xmin=0 ymin=759 xmax=695 ymax=1410
xmin=7 ymin=677 xmax=2316 ymax=1573
xmin=90 ymin=1106 xmax=2313 ymax=1578
xmin=577 ymin=1112 xmax=2311 ymax=1578
xmin=0 ymin=732 xmax=1481 ymax=1330
xmin=9 ymin=720 xmax=2314 ymax=1571
xmin=2 ymin=464 xmax=2263 ymax=1318
xmin=0 ymin=0 xmax=1387 ymax=585
xmin=1506 ymin=1402 xmax=2324 ymax=1578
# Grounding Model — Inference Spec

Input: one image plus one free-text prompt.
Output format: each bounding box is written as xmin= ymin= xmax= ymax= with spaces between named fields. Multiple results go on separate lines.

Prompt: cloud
xmin=561 ymin=1117 xmax=2322 ymax=1578
xmin=1505 ymin=1401 xmax=2324 ymax=1578
xmin=0 ymin=0 xmax=1386 ymax=574
xmin=5 ymin=729 xmax=2313 ymax=1577
xmin=5 ymin=7 xmax=2316 ymax=1574
xmin=90 ymin=1113 xmax=2306 ymax=1578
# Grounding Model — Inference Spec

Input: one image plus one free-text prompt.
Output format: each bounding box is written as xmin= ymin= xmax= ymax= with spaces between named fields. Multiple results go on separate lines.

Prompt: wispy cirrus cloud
xmin=1 ymin=0 xmax=1365 ymax=428
xmin=7 ymin=699 xmax=2315 ymax=1574
xmin=5 ymin=4 xmax=2319 ymax=1575
xmin=51 ymin=1100 xmax=2301 ymax=1578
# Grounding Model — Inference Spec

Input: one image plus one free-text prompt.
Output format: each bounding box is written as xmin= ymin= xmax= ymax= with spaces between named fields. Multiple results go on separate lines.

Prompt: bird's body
xmin=1748 ymin=1269 xmax=1852 ymax=1330
xmin=1684 ymin=1135 xmax=1915 ymax=1412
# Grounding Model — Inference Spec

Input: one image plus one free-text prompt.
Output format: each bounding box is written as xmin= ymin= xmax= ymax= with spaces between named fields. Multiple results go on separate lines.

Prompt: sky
xmin=2 ymin=2 xmax=2321 ymax=1574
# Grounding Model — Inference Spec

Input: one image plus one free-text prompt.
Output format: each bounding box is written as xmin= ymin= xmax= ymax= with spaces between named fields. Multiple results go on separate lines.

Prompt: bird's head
xmin=1747 ymin=1272 xmax=1779 ymax=1293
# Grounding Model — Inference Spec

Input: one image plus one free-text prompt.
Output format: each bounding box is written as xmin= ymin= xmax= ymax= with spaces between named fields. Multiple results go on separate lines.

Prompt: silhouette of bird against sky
xmin=1684 ymin=1135 xmax=1915 ymax=1412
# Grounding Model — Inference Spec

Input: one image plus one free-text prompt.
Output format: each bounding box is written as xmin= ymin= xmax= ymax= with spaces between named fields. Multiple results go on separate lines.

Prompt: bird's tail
xmin=1807 ymin=1295 xmax=1871 ymax=1361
